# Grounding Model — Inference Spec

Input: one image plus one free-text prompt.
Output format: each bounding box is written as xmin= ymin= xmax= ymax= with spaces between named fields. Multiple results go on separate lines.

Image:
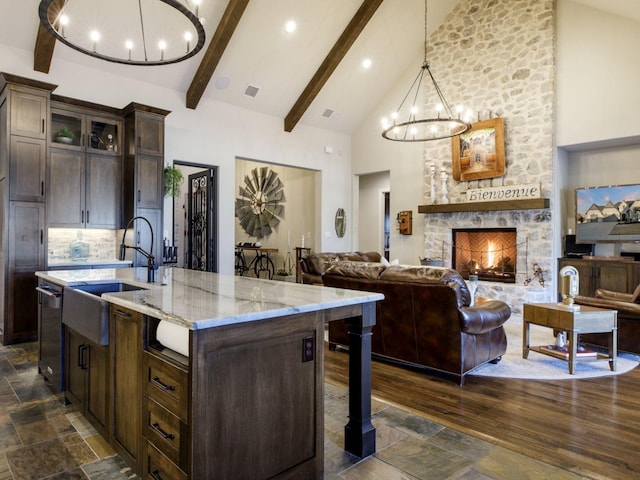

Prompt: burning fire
xmin=486 ymin=241 xmax=496 ymax=267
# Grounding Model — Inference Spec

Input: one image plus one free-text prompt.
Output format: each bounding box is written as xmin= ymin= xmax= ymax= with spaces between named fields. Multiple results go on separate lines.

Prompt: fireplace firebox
xmin=452 ymin=228 xmax=516 ymax=283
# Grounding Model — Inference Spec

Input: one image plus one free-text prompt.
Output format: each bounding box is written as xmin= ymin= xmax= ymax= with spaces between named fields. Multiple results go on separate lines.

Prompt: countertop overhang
xmin=36 ymin=267 xmax=384 ymax=330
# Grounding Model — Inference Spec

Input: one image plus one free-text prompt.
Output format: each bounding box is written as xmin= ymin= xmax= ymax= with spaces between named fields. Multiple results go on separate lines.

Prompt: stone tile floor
xmin=0 ymin=342 xmax=581 ymax=480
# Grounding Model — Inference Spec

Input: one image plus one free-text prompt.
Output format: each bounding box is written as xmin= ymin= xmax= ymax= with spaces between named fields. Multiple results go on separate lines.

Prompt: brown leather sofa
xmin=575 ymin=285 xmax=640 ymax=354
xmin=298 ymin=251 xmax=381 ymax=285
xmin=323 ymin=262 xmax=511 ymax=384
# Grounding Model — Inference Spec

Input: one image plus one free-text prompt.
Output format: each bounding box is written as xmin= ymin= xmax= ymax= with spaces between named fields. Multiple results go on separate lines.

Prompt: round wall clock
xmin=235 ymin=167 xmax=285 ymax=238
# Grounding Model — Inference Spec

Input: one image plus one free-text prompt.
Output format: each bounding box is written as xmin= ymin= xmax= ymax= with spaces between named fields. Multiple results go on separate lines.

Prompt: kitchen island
xmin=36 ymin=267 xmax=383 ymax=479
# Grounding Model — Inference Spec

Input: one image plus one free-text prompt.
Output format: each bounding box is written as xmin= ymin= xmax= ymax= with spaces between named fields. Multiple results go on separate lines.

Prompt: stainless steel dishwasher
xmin=37 ymin=280 xmax=64 ymax=394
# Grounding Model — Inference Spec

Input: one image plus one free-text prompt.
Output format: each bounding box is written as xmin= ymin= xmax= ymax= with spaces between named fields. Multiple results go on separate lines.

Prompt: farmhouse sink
xmin=62 ymin=282 xmax=148 ymax=345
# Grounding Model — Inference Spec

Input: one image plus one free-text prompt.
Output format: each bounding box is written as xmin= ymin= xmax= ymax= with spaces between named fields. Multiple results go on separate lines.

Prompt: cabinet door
xmin=111 ymin=305 xmax=143 ymax=471
xmin=86 ymin=153 xmax=120 ymax=228
xmin=596 ymin=261 xmax=634 ymax=293
xmin=10 ymin=90 xmax=47 ymax=139
xmin=47 ymin=148 xmax=85 ymax=226
xmin=65 ymin=327 xmax=86 ymax=408
xmin=9 ymin=136 xmax=46 ymax=201
xmin=136 ymin=112 xmax=164 ymax=156
xmin=135 ymin=208 xmax=163 ymax=268
xmin=6 ymin=202 xmax=44 ymax=343
xmin=85 ymin=341 xmax=109 ymax=437
xmin=136 ymin=155 xmax=163 ymax=208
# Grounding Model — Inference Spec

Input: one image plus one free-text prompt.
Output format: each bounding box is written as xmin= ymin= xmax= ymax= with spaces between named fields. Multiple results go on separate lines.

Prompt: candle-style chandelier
xmin=38 ymin=0 xmax=206 ymax=66
xmin=381 ymin=0 xmax=471 ymax=142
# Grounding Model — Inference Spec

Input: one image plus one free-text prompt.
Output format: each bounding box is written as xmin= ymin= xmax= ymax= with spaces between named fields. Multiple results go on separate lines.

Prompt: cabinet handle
xmin=81 ymin=211 xmax=84 ymax=223
xmin=41 ymin=181 xmax=44 ymax=197
xmin=78 ymin=344 xmax=88 ymax=370
xmin=137 ymin=189 xmax=141 ymax=203
xmin=151 ymin=376 xmax=176 ymax=391
xmin=114 ymin=309 xmax=132 ymax=317
xmin=82 ymin=133 xmax=85 ymax=147
xmin=150 ymin=471 xmax=162 ymax=480
xmin=40 ymin=229 xmax=43 ymax=244
xmin=86 ymin=211 xmax=89 ymax=224
xmin=151 ymin=422 xmax=175 ymax=440
xmin=42 ymin=118 xmax=45 ymax=134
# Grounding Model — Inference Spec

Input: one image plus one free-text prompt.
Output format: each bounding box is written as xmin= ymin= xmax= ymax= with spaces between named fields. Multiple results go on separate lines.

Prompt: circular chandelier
xmin=381 ymin=0 xmax=471 ymax=142
xmin=38 ymin=0 xmax=206 ymax=66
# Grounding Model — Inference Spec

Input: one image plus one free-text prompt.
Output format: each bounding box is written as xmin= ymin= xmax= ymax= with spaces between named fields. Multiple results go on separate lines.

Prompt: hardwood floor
xmin=324 ymin=345 xmax=640 ymax=479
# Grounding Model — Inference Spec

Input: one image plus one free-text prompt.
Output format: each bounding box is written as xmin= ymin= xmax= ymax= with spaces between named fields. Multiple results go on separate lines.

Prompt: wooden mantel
xmin=418 ymin=198 xmax=549 ymax=214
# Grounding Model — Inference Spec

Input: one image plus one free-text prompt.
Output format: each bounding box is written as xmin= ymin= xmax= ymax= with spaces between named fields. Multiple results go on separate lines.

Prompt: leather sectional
xmin=323 ymin=262 xmax=511 ymax=384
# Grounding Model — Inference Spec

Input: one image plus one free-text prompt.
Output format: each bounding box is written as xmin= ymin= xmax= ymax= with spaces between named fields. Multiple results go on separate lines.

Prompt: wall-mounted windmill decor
xmin=235 ymin=167 xmax=285 ymax=238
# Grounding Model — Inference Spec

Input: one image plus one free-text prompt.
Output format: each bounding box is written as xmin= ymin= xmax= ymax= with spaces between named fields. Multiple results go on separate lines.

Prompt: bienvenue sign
xmin=466 ymin=183 xmax=541 ymax=202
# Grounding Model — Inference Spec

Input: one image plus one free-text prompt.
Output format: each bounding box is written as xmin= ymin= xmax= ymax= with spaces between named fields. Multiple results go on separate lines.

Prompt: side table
xmin=522 ymin=303 xmax=617 ymax=374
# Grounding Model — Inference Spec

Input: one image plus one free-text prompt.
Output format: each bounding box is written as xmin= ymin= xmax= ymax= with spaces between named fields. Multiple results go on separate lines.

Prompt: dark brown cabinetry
xmin=0 ymin=73 xmax=55 ymax=344
xmin=111 ymin=305 xmax=143 ymax=473
xmin=47 ymin=103 xmax=122 ymax=228
xmin=558 ymin=257 xmax=639 ymax=297
xmin=64 ymin=326 xmax=109 ymax=437
xmin=143 ymin=351 xmax=189 ymax=479
xmin=123 ymin=103 xmax=169 ymax=267
xmin=9 ymin=135 xmax=46 ymax=202
xmin=105 ymin=307 xmax=322 ymax=479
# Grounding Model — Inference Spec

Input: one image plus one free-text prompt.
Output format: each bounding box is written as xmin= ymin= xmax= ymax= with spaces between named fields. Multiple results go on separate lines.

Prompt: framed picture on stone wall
xmin=452 ymin=117 xmax=505 ymax=182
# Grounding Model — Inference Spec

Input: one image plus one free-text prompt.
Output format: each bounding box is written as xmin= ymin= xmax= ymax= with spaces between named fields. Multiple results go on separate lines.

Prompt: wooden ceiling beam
xmin=186 ymin=0 xmax=250 ymax=110
xmin=34 ymin=0 xmax=66 ymax=73
xmin=284 ymin=0 xmax=384 ymax=133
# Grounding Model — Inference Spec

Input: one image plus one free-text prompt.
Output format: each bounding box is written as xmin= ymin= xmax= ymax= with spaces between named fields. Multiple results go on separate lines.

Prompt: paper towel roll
xmin=156 ymin=320 xmax=190 ymax=357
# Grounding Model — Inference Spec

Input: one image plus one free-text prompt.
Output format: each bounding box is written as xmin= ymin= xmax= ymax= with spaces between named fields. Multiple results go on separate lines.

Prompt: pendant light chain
xmin=138 ymin=0 xmax=149 ymax=62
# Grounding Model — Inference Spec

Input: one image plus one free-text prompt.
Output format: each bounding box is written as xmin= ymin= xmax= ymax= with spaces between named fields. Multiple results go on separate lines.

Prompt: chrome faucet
xmin=120 ymin=216 xmax=157 ymax=283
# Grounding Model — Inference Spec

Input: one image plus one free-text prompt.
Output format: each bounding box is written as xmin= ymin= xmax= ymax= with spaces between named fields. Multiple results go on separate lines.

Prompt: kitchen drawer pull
xmin=36 ymin=286 xmax=61 ymax=299
xmin=152 ymin=376 xmax=176 ymax=391
xmin=150 ymin=470 xmax=162 ymax=480
xmin=114 ymin=309 xmax=132 ymax=317
xmin=151 ymin=422 xmax=175 ymax=440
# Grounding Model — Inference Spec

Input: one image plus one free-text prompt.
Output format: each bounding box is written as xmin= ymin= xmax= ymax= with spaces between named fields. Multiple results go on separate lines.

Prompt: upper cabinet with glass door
xmin=51 ymin=106 xmax=121 ymax=155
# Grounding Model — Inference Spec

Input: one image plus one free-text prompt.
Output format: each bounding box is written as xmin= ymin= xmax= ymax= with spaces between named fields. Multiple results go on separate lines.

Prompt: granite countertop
xmin=47 ymin=260 xmax=133 ymax=268
xmin=36 ymin=267 xmax=383 ymax=331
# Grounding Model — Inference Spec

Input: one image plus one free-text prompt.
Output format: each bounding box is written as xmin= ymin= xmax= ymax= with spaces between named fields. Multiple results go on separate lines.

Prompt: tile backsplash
xmin=48 ymin=228 xmax=118 ymax=263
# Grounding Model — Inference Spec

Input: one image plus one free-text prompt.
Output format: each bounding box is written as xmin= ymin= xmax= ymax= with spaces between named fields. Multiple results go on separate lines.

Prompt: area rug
xmin=469 ymin=314 xmax=640 ymax=380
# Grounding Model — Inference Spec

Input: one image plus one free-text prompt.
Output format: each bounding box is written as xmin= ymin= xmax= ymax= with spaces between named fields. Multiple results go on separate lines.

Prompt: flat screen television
xmin=576 ymin=183 xmax=640 ymax=243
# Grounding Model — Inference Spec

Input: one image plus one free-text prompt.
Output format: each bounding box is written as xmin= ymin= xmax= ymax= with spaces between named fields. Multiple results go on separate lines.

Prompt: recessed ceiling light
xmin=362 ymin=58 xmax=372 ymax=69
xmin=285 ymin=20 xmax=297 ymax=33
xmin=215 ymin=76 xmax=230 ymax=90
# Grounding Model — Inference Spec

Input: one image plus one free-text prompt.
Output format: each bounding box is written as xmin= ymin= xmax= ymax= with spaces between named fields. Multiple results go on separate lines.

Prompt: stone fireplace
xmin=452 ymin=228 xmax=517 ymax=283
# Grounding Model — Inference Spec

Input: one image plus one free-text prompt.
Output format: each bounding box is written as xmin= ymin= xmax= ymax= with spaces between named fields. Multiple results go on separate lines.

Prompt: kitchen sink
xmin=62 ymin=282 xmax=148 ymax=345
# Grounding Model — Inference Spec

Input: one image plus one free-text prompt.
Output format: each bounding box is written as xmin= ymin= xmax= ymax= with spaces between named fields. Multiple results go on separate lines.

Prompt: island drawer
xmin=144 ymin=352 xmax=188 ymax=421
xmin=145 ymin=398 xmax=188 ymax=470
xmin=145 ymin=441 xmax=188 ymax=480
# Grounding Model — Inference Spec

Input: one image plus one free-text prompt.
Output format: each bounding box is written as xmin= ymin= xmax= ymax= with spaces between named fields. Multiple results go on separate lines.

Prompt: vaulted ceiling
xmin=2 ymin=0 xmax=640 ymax=136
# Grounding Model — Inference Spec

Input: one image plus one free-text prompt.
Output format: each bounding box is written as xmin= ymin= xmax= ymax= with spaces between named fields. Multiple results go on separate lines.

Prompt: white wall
xmin=357 ymin=172 xmax=389 ymax=255
xmin=351 ymin=53 xmax=425 ymax=265
xmin=0 ymin=43 xmax=353 ymax=275
xmin=557 ymin=1 xmax=640 ymax=147
xmin=556 ymin=1 xmax=640 ymax=256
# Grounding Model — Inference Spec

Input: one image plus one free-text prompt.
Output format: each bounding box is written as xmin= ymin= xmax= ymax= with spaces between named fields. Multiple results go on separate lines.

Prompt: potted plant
xmin=55 ymin=126 xmax=75 ymax=144
xmin=273 ymin=267 xmax=295 ymax=282
xmin=164 ymin=165 xmax=184 ymax=198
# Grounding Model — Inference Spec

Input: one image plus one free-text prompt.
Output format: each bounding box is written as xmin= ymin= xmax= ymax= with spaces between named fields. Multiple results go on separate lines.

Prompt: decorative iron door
xmin=187 ymin=169 xmax=215 ymax=271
